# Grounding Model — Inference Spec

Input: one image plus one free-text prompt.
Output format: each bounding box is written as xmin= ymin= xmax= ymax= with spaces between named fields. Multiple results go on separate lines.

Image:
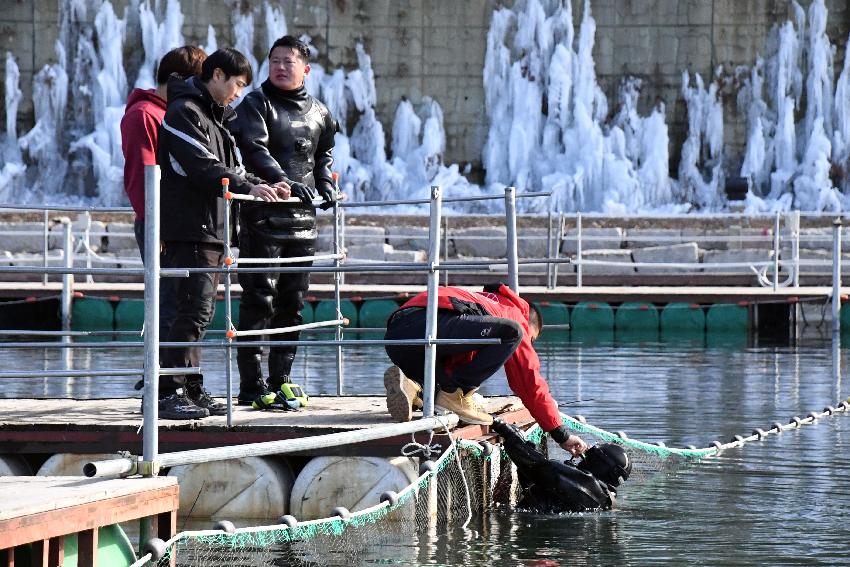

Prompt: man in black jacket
xmin=228 ymin=36 xmax=337 ymax=409
xmin=157 ymin=48 xmax=286 ymax=420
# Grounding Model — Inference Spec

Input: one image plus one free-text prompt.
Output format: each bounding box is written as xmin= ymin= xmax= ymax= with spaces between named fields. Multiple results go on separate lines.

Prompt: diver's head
xmin=576 ymin=443 xmax=632 ymax=487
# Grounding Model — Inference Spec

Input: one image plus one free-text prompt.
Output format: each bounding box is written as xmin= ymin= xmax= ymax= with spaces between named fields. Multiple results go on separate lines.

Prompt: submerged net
xmin=137 ymin=402 xmax=849 ymax=567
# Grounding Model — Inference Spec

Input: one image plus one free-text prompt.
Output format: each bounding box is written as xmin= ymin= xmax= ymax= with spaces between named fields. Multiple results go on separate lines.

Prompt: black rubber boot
xmin=237 ymin=353 xmax=268 ymax=405
xmin=269 ymin=349 xmax=297 ymax=390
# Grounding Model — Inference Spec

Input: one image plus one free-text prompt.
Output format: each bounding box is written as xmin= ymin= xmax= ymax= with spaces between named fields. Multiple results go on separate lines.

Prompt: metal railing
xmin=1 ymin=183 xmax=849 ymax=474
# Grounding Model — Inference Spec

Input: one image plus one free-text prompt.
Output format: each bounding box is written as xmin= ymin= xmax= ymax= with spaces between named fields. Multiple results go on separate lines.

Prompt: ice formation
xmin=1 ymin=0 xmax=849 ymax=212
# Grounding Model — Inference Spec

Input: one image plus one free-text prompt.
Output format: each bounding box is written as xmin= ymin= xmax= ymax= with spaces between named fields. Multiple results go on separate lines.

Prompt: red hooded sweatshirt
xmin=120 ymin=88 xmax=167 ymax=220
xmin=398 ymin=284 xmax=564 ymax=435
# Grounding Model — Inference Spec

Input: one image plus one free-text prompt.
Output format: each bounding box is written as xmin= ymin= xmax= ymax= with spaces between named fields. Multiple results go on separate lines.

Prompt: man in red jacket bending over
xmin=384 ymin=283 xmax=588 ymax=458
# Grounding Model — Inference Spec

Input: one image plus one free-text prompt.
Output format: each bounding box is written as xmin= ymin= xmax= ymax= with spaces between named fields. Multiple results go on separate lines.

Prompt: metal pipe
xmin=0 ymin=338 xmax=503 ymax=349
xmin=0 ymin=266 xmax=187 ymax=276
xmin=83 ymin=456 xmax=138 ymax=479
xmin=553 ymin=213 xmax=564 ymax=287
xmin=504 ymin=186 xmax=519 ymax=293
xmin=234 ymin=253 xmax=343 ymax=265
xmin=772 ymin=212 xmax=780 ymax=291
xmin=576 ymin=213 xmax=583 ymax=288
xmin=86 ymin=414 xmax=460 ymax=477
xmin=83 ymin=211 xmax=93 ymax=284
xmin=0 ymin=367 xmax=199 ymax=379
xmin=42 ymin=209 xmax=49 ymax=286
xmin=337 ymin=191 xmax=552 ymax=209
xmin=222 ymin=179 xmax=234 ymax=427
xmin=0 ymin=203 xmax=133 ymax=213
xmin=142 ymin=165 xmax=161 ymax=475
xmin=332 ymin=173 xmax=344 ymax=395
xmin=546 ymin=211 xmax=553 ymax=289
xmin=792 ymin=210 xmax=801 ymax=287
xmin=60 ymin=222 xmax=73 ymax=333
xmin=422 ymin=186 xmax=443 ymax=418
xmin=832 ymin=217 xmax=842 ymax=333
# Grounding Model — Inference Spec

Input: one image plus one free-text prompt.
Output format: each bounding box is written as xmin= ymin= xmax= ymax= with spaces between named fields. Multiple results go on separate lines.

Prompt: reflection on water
xmin=5 ymin=331 xmax=850 ymax=565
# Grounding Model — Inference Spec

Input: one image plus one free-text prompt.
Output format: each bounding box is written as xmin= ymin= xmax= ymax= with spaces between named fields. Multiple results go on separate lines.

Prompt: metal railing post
xmin=546 ymin=211 xmax=553 ymax=289
xmin=505 ymin=186 xmax=519 ymax=293
xmin=332 ymin=173 xmax=344 ymax=395
xmin=142 ymin=164 xmax=161 ymax=476
xmin=576 ymin=213 xmax=583 ymax=288
xmin=42 ymin=210 xmax=49 ymax=285
xmin=792 ymin=210 xmax=800 ymax=287
xmin=60 ymin=221 xmax=73 ymax=332
xmin=422 ymin=186 xmax=443 ymax=418
xmin=772 ymin=211 xmax=780 ymax=291
xmin=83 ymin=211 xmax=93 ymax=284
xmin=553 ymin=213 xmax=564 ymax=287
xmin=222 ymin=178 xmax=235 ymax=427
xmin=832 ymin=217 xmax=842 ymax=333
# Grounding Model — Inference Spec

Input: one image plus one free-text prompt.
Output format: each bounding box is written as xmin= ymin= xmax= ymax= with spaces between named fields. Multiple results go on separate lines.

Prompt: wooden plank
xmin=0 ymin=483 xmax=178 ymax=549
xmin=0 ymin=477 xmax=177 ymax=520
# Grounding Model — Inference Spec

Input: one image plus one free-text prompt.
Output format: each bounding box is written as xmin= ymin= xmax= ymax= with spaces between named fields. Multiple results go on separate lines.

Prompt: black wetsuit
xmin=492 ymin=419 xmax=615 ymax=512
xmin=228 ymin=81 xmax=335 ymax=395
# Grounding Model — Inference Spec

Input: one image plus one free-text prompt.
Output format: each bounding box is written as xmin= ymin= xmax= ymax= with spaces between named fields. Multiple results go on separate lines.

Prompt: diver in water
xmin=492 ymin=418 xmax=632 ymax=513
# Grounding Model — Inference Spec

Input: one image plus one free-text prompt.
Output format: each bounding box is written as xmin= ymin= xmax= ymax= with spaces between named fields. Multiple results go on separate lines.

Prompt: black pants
xmin=134 ymin=219 xmax=177 ymax=338
xmin=237 ymin=229 xmax=314 ymax=393
xmin=384 ymin=307 xmax=522 ymax=392
xmin=160 ymin=241 xmax=223 ymax=395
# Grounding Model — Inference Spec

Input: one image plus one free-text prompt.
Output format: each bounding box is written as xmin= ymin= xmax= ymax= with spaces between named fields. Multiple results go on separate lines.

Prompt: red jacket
xmin=120 ymin=88 xmax=166 ymax=219
xmin=399 ymin=285 xmax=563 ymax=433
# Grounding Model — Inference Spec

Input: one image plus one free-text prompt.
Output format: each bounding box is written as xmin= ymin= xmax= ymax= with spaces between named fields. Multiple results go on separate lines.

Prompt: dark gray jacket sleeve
xmin=229 ymin=94 xmax=288 ymax=184
xmin=161 ymin=102 xmax=257 ymax=195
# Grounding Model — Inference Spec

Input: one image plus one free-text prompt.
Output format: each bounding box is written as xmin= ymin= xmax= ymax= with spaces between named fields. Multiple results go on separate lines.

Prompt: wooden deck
xmin=0 ymin=476 xmax=178 ymax=566
xmin=0 ymin=396 xmax=529 ymax=458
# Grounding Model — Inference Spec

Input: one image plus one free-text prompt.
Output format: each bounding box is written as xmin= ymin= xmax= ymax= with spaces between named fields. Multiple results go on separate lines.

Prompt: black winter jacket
xmin=228 ymin=82 xmax=336 ymax=243
xmin=157 ymin=76 xmax=263 ymax=244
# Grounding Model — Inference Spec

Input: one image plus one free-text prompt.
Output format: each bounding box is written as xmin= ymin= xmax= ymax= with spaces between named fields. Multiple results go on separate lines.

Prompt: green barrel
xmin=114 ymin=299 xmax=144 ymax=331
xmin=63 ymin=523 xmax=136 ymax=566
xmin=301 ymin=300 xmax=315 ymax=324
xmin=660 ymin=302 xmax=705 ymax=332
xmin=209 ymin=298 xmax=240 ymax=330
xmin=615 ymin=302 xmax=659 ymax=331
xmin=533 ymin=301 xmax=570 ymax=326
xmin=359 ymin=299 xmax=400 ymax=329
xmin=706 ymin=303 xmax=749 ymax=332
xmin=570 ymin=301 xmax=614 ymax=330
xmin=314 ymin=299 xmax=359 ymax=327
xmin=72 ymin=297 xmax=115 ymax=331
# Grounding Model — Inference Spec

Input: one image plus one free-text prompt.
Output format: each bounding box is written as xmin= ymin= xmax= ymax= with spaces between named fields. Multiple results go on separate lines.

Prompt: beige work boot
xmin=435 ymin=388 xmax=493 ymax=426
xmin=384 ymin=366 xmax=423 ymax=422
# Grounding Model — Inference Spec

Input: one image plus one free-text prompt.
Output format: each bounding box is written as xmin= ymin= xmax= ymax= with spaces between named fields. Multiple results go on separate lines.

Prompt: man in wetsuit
xmin=383 ymin=283 xmax=588 ymax=458
xmin=492 ymin=418 xmax=632 ymax=512
xmin=228 ymin=35 xmax=337 ymax=409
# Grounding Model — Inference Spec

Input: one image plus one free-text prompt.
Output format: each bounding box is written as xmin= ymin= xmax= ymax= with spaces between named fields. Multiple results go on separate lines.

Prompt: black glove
xmin=289 ymin=182 xmax=317 ymax=204
xmin=317 ymin=183 xmax=337 ymax=210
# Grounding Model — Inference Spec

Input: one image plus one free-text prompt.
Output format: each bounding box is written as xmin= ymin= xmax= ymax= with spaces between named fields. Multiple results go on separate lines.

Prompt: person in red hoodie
xmin=121 ymin=46 xmax=207 ymax=259
xmin=384 ymin=283 xmax=588 ymax=457
xmin=120 ymin=46 xmax=206 ymax=343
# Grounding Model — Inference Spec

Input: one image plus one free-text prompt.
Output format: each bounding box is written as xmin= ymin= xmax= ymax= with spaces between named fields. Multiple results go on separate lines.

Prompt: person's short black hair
xmin=528 ymin=303 xmax=543 ymax=334
xmin=156 ymin=46 xmax=207 ymax=85
xmin=200 ymin=48 xmax=253 ymax=84
xmin=268 ymin=35 xmax=310 ymax=63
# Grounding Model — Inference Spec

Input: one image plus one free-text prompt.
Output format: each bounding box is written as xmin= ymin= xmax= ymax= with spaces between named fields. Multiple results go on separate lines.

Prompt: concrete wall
xmin=1 ymin=0 xmax=848 ymax=174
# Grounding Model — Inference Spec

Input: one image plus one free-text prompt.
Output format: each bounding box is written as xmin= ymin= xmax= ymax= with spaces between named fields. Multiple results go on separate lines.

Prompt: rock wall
xmin=1 ymin=0 xmax=848 ymax=172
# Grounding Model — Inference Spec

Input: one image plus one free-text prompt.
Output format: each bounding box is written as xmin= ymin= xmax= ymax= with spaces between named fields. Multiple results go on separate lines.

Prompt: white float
xmin=167 ymin=456 xmax=294 ymax=520
xmin=289 ymin=456 xmax=417 ymax=521
xmin=0 ymin=454 xmax=32 ymax=475
xmin=37 ymin=453 xmax=117 ymax=477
